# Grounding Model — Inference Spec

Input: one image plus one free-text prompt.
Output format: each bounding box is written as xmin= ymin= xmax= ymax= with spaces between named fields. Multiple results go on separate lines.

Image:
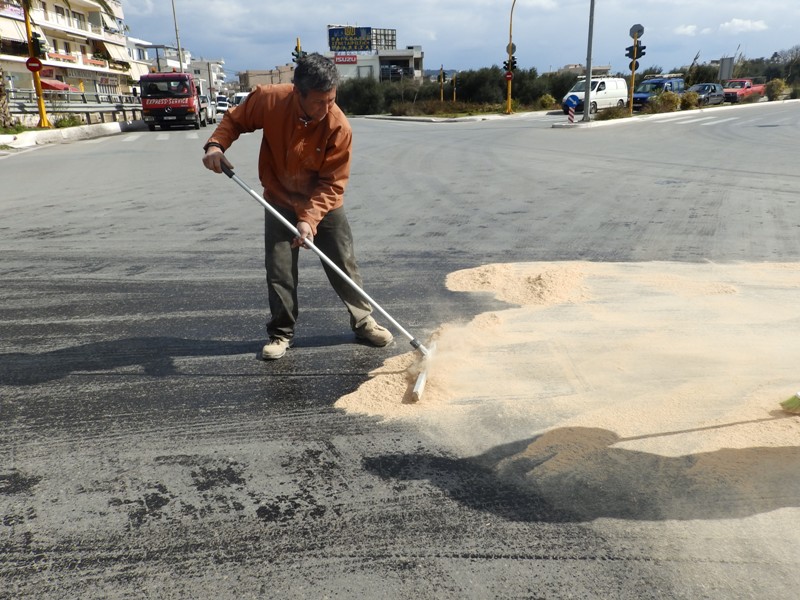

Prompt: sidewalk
xmin=0 ymin=119 xmax=147 ymax=149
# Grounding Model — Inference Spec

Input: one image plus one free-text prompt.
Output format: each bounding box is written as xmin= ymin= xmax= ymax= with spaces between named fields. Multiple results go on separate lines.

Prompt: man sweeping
xmin=201 ymin=53 xmax=393 ymax=359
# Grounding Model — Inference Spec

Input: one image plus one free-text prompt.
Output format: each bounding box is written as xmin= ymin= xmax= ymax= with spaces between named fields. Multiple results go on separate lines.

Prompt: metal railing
xmin=6 ymin=88 xmax=143 ymax=124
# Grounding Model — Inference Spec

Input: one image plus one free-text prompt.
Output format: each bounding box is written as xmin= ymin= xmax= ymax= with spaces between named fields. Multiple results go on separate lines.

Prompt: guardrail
xmin=5 ymin=88 xmax=143 ymax=125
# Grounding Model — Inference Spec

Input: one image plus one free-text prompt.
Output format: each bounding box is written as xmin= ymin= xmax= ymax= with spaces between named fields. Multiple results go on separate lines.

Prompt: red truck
xmin=723 ymin=78 xmax=766 ymax=103
xmin=140 ymin=71 xmax=210 ymax=131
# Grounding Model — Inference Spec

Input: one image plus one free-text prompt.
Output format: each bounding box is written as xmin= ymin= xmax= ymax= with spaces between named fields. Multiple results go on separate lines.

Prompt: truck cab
xmin=140 ymin=72 xmax=209 ymax=131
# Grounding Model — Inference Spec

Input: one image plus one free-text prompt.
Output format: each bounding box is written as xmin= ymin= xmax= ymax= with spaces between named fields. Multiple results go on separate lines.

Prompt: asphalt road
xmin=2 ymin=102 xmax=799 ymax=599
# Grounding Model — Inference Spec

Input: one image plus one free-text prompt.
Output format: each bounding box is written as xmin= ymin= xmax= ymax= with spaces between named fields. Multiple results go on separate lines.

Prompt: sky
xmin=122 ymin=1 xmax=800 ymax=76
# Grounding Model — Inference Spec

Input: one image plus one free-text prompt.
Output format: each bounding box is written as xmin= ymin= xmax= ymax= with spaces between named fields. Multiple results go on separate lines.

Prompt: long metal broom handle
xmin=221 ymin=164 xmax=429 ymax=357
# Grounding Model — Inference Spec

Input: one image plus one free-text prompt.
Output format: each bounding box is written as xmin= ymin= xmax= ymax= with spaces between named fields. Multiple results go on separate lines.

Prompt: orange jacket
xmin=206 ymin=84 xmax=352 ymax=234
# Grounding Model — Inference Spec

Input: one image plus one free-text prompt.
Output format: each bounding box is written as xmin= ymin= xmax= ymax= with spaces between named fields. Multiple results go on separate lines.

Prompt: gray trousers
xmin=264 ymin=205 xmax=373 ymax=340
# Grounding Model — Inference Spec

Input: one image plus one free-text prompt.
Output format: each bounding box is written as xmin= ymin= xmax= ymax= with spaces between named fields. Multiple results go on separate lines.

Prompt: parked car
xmin=215 ymin=98 xmax=230 ymax=118
xmin=688 ymin=83 xmax=724 ymax=106
xmin=203 ymin=95 xmax=216 ymax=122
xmin=631 ymin=74 xmax=685 ymax=111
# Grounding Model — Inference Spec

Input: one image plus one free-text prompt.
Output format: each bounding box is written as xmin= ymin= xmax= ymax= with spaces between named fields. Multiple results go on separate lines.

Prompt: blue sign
xmin=328 ymin=27 xmax=372 ymax=52
xmin=565 ymin=95 xmax=580 ymax=108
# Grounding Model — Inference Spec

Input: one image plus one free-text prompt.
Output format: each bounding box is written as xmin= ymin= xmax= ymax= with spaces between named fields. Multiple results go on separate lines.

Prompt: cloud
xmin=675 ymin=25 xmax=698 ymax=36
xmin=719 ymin=18 xmax=768 ymax=34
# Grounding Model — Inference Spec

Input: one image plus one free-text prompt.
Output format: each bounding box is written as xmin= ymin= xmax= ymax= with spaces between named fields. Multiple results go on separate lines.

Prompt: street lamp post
xmin=505 ymin=0 xmax=517 ymax=114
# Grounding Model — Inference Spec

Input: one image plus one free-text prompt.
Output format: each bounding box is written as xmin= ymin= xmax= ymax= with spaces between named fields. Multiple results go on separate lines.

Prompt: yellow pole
xmin=628 ymin=33 xmax=638 ymax=117
xmin=24 ymin=8 xmax=51 ymax=128
xmin=505 ymin=0 xmax=517 ymax=114
xmin=439 ymin=65 xmax=443 ymax=102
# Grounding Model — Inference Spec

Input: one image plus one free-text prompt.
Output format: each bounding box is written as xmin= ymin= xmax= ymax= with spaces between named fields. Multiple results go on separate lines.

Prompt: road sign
xmin=565 ymin=95 xmax=579 ymax=108
xmin=630 ymin=24 xmax=644 ymax=39
xmin=26 ymin=57 xmax=43 ymax=72
xmin=506 ymin=43 xmax=516 ymax=55
xmin=629 ymin=60 xmax=639 ymax=71
xmin=504 ymin=71 xmax=513 ymax=81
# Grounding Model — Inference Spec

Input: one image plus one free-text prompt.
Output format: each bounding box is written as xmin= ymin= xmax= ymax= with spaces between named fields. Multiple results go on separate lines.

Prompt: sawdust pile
xmin=336 ymin=261 xmax=800 ymax=462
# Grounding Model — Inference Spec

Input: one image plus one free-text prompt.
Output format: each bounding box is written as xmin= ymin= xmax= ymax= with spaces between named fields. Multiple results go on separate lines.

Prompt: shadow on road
xmin=0 ymin=337 xmax=263 ymax=385
xmin=364 ymin=422 xmax=800 ymax=522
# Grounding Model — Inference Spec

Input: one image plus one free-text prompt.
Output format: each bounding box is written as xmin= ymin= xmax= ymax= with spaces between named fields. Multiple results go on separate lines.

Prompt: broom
xmin=780 ymin=392 xmax=800 ymax=414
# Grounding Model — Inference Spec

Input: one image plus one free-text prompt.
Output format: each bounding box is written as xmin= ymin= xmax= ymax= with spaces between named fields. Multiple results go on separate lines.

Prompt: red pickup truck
xmin=723 ymin=78 xmax=765 ymax=103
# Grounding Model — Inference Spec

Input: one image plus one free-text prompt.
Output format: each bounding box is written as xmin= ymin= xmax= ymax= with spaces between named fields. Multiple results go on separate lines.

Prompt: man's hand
xmin=293 ymin=221 xmax=313 ymax=249
xmin=202 ymin=146 xmax=233 ymax=174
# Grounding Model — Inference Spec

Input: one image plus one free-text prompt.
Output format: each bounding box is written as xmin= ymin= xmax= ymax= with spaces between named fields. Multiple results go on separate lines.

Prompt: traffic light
xmin=510 ymin=55 xmax=517 ymax=70
xmin=625 ymin=42 xmax=646 ymax=60
xmin=31 ymin=32 xmax=43 ymax=58
xmin=503 ymin=59 xmax=510 ymax=71
xmin=291 ymin=45 xmax=307 ymax=63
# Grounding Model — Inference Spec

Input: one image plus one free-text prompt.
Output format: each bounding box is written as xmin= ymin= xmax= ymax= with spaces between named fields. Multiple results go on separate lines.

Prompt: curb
xmin=0 ymin=120 xmax=147 ymax=149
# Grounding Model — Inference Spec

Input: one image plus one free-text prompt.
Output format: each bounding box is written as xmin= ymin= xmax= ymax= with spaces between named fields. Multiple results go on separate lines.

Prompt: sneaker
xmin=354 ymin=316 xmax=393 ymax=347
xmin=261 ymin=337 xmax=291 ymax=360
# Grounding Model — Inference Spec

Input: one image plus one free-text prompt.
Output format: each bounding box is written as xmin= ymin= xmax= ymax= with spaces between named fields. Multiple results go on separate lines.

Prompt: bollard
xmin=568 ymin=105 xmax=575 ymax=123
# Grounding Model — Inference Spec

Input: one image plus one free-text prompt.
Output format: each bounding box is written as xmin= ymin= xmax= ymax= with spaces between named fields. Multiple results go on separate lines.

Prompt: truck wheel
xmin=194 ymin=116 xmax=201 ymax=130
xmin=616 ymin=100 xmax=624 ymax=108
xmin=200 ymin=110 xmax=207 ymax=127
xmin=590 ymin=101 xmax=597 ymax=114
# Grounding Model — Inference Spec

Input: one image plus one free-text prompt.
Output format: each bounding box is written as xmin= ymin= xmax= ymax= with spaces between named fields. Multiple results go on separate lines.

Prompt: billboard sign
xmin=328 ymin=26 xmax=372 ymax=52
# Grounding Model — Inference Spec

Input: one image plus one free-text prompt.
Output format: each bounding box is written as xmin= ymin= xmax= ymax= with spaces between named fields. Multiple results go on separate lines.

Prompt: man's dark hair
xmin=293 ymin=53 xmax=339 ymax=96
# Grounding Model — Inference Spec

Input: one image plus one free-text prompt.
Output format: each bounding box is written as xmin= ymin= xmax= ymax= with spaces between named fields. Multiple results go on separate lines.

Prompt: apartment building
xmin=0 ymin=0 xmax=132 ymax=93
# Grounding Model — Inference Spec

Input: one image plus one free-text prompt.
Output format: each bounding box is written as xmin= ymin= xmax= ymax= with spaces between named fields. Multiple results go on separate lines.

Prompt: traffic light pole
xmin=23 ymin=7 xmax=51 ymax=128
xmin=505 ymin=0 xmax=517 ymax=115
xmin=628 ymin=34 xmax=638 ymax=116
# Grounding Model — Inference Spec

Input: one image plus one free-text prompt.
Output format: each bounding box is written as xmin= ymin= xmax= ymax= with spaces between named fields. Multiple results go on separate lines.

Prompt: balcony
xmin=47 ymin=51 xmax=78 ymax=64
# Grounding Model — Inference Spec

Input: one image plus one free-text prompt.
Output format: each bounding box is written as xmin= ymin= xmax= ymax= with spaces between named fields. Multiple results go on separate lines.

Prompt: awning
xmin=39 ymin=78 xmax=80 ymax=92
xmin=0 ymin=17 xmax=26 ymax=42
xmin=103 ymin=42 xmax=130 ymax=62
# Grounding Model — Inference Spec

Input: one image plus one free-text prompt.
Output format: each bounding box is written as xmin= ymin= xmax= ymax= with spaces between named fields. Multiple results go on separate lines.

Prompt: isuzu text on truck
xmin=140 ymin=72 xmax=209 ymax=131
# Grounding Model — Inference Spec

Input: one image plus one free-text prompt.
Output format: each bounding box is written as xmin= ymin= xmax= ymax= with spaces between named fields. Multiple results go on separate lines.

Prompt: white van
xmin=562 ymin=77 xmax=628 ymax=114
xmin=231 ymin=92 xmax=250 ymax=107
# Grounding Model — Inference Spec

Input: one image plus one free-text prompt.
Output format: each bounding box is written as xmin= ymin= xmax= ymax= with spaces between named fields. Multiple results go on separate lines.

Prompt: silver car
xmin=688 ymin=83 xmax=725 ymax=106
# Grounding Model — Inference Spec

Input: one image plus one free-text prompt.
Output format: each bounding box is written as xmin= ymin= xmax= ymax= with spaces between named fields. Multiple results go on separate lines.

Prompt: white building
xmin=0 ymin=0 xmax=133 ymax=93
xmin=324 ymin=26 xmax=424 ymax=82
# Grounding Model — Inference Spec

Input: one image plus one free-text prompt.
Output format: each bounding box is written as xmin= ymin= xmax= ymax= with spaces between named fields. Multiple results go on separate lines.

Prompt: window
xmin=42 ymin=2 xmax=49 ymax=20
xmin=72 ymin=11 xmax=86 ymax=30
xmin=63 ymin=42 xmax=71 ymax=54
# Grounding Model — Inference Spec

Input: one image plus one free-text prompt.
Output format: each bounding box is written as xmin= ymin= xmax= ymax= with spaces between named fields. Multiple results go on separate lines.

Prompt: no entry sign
xmin=26 ymin=57 xmax=42 ymax=72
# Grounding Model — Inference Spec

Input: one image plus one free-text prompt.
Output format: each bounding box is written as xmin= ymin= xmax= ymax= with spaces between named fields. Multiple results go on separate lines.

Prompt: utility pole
xmin=170 ymin=0 xmax=185 ymax=73
xmin=581 ymin=0 xmax=596 ymax=122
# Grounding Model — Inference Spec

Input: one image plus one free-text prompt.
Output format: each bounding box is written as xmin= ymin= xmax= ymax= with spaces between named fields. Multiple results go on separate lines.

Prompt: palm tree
xmin=1 ymin=0 xmax=114 ymax=129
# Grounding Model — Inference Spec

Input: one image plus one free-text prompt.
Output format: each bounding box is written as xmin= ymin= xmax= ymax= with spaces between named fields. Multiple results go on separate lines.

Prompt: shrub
xmin=336 ymin=77 xmax=385 ymax=115
xmin=643 ymin=91 xmax=681 ymax=113
xmin=54 ymin=115 xmax=83 ymax=128
xmin=680 ymin=91 xmax=699 ymax=110
xmin=595 ymin=105 xmax=629 ymax=121
xmin=536 ymin=93 xmax=557 ymax=110
xmin=765 ymin=78 xmax=787 ymax=101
